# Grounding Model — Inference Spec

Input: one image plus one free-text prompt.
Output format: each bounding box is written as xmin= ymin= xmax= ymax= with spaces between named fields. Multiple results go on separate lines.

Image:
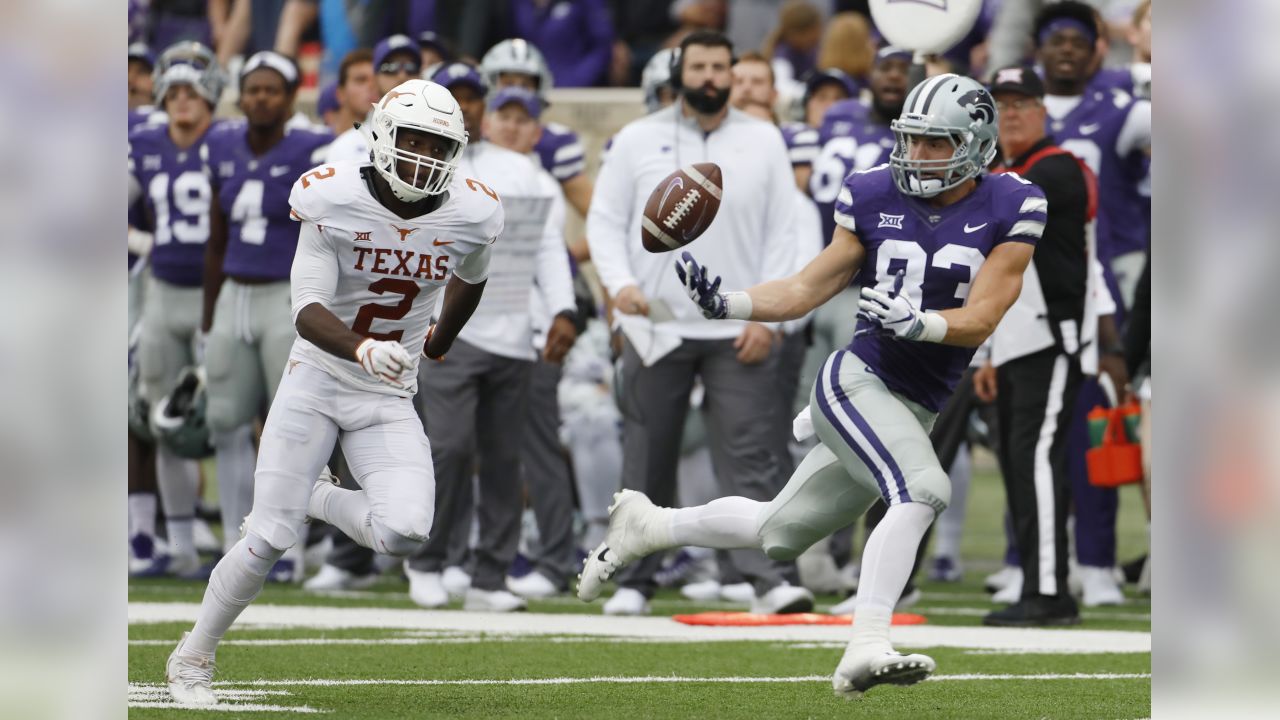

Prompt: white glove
xmin=792 ymin=406 xmax=815 ymax=442
xmin=857 ymin=274 xmax=947 ymax=343
xmin=127 ymin=228 xmax=154 ymax=257
xmin=355 ymin=338 xmax=414 ymax=388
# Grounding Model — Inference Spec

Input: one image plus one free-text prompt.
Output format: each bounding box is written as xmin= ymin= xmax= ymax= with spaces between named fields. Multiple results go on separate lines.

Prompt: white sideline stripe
xmin=129 ymin=602 xmax=1151 ymax=653
xmin=129 ymin=687 xmax=292 ymax=698
xmin=127 ymin=673 xmax=1148 ymax=689
xmin=130 ymin=636 xmax=707 ymax=647
xmin=128 ymin=701 xmax=321 ymax=713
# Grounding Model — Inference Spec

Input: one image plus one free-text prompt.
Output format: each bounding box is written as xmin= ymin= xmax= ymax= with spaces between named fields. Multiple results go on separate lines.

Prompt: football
xmin=640 ymin=162 xmax=723 ymax=253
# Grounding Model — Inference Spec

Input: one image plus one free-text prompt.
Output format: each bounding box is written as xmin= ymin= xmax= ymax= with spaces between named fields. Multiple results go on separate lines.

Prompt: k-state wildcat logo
xmin=958 ymin=88 xmax=996 ymax=125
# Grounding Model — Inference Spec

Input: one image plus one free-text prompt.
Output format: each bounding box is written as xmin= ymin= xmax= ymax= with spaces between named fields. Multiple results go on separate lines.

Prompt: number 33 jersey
xmin=287 ymin=161 xmax=504 ymax=396
xmin=835 ymin=165 xmax=1046 ymax=412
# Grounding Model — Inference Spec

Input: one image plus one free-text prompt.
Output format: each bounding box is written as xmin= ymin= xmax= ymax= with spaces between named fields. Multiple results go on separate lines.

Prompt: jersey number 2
xmin=351 ymin=278 xmax=419 ymax=342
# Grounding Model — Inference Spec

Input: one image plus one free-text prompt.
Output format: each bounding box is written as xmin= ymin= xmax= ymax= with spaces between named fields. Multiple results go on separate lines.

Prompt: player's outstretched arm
xmin=936 ymin=241 xmax=1034 ymax=347
xmin=424 ymin=274 xmax=486 ymax=359
xmin=675 ymin=226 xmax=864 ymax=322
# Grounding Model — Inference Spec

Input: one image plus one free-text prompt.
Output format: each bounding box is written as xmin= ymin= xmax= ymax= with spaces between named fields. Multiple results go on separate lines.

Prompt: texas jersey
xmin=204 ymin=121 xmax=333 ymax=280
xmin=836 ymin=166 xmax=1046 ymax=412
xmin=1044 ymin=88 xmax=1150 ymax=262
xmin=288 ymin=161 xmax=504 ymax=396
xmin=809 ymin=98 xmax=896 ymax=244
xmin=129 ymin=120 xmax=229 ymax=286
xmin=533 ymin=121 xmax=586 ymax=182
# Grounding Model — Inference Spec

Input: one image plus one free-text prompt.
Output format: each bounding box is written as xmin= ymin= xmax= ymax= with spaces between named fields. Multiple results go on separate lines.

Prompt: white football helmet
xmin=364 ymin=79 xmax=468 ymax=202
xmin=480 ymin=39 xmax=554 ymax=99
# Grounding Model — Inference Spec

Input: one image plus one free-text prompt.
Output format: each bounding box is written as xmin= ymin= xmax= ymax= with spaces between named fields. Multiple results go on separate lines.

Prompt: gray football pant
xmin=615 ymin=337 xmax=793 ymax=598
xmin=757 ymin=350 xmax=947 ymax=562
xmin=522 ymin=360 xmax=578 ymax=588
xmin=407 ymin=340 xmax=531 ymax=591
xmin=204 ymin=279 xmax=294 ymax=432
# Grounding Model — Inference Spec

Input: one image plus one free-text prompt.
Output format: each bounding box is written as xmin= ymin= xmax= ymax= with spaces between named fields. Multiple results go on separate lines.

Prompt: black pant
xmin=995 ymin=348 xmax=1083 ymax=599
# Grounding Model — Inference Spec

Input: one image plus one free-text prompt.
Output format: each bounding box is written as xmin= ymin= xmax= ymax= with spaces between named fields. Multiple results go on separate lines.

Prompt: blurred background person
xmin=509 ymin=0 xmax=616 ymax=88
xmin=762 ymin=0 xmax=824 ymax=105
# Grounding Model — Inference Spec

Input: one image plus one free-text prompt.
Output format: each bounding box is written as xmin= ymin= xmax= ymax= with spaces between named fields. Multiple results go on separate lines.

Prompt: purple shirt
xmin=835 ymin=166 xmax=1045 ymax=411
xmin=203 ymin=122 xmax=333 ymax=281
xmin=780 ymin=121 xmax=819 ymax=166
xmin=1046 ymin=88 xmax=1149 ymax=261
xmin=510 ymin=0 xmax=614 ymax=88
xmin=534 ymin=122 xmax=586 ymax=182
xmin=129 ymin=120 xmax=228 ymax=286
xmin=809 ymin=98 xmax=896 ymax=244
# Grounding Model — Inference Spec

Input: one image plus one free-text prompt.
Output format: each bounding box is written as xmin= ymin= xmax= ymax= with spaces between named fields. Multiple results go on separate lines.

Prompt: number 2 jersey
xmin=202 ymin=120 xmax=333 ymax=280
xmin=835 ymin=166 xmax=1046 ymax=412
xmin=287 ymin=161 xmax=504 ymax=396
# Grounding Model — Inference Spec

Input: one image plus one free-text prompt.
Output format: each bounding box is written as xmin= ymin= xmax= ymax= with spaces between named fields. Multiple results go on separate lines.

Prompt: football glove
xmin=674 ymin=251 xmax=728 ymax=320
xmin=355 ymin=338 xmax=414 ymax=388
xmin=857 ymin=270 xmax=939 ymax=342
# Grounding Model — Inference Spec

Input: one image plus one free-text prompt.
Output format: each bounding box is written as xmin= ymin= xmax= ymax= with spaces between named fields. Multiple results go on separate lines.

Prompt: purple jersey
xmin=534 ymin=122 xmax=586 ymax=182
xmin=203 ymin=121 xmax=333 ymax=280
xmin=129 ymin=120 xmax=229 ymax=286
xmin=780 ymin=121 xmax=819 ymax=166
xmin=809 ymin=98 xmax=896 ymax=244
xmin=836 ymin=166 xmax=1046 ymax=411
xmin=1046 ymin=88 xmax=1150 ymax=261
xmin=1088 ymin=67 xmax=1134 ymax=96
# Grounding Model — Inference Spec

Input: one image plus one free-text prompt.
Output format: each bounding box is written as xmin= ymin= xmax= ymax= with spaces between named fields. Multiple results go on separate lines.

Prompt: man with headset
xmin=586 ymin=30 xmax=810 ymax=616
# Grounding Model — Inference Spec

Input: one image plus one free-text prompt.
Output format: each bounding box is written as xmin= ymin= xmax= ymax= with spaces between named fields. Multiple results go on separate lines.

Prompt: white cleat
xmin=405 ymin=566 xmax=450 ymax=609
xmin=1080 ymin=565 xmax=1125 ymax=607
xmin=166 ymin=632 xmax=217 ymax=706
xmin=442 ymin=566 xmax=472 ymax=600
xmin=718 ymin=582 xmax=756 ymax=604
xmin=680 ymin=579 xmax=722 ymax=601
xmin=602 ymin=587 xmax=650 ymax=616
xmin=577 ymin=490 xmax=673 ymax=602
xmin=832 ymin=648 xmax=936 ymax=699
xmin=751 ymin=583 xmax=815 ymax=614
xmin=506 ymin=571 xmax=561 ymax=599
xmin=304 ymin=563 xmax=378 ymax=592
xmin=985 ymin=564 xmax=1021 ymax=593
xmin=991 ymin=569 xmax=1024 ymax=605
xmin=463 ymin=588 xmax=527 ymax=612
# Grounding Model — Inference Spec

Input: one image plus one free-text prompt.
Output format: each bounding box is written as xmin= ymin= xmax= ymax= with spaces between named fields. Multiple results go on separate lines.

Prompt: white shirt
xmin=587 ymin=103 xmax=796 ymax=340
xmin=453 ymin=142 xmax=575 ymax=361
xmin=325 ymin=127 xmax=369 ymax=165
xmin=782 ymin=188 xmax=824 ymax=335
xmin=288 ymin=161 xmax=502 ymax=396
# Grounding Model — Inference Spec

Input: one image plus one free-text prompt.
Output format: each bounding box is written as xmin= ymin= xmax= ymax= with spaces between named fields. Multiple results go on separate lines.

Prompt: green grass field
xmin=129 ymin=466 xmax=1151 ymax=718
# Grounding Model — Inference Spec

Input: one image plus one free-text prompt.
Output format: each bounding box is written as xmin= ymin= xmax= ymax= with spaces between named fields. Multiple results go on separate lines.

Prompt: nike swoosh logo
xmin=597 ymin=547 xmax=611 ymax=562
xmin=1079 ymin=123 xmax=1101 ymax=135
xmin=269 ymin=166 xmax=290 ymax=177
xmin=247 ymin=546 xmax=268 ymax=560
xmin=433 ymin=239 xmax=454 ymax=246
xmin=963 ymin=222 xmax=988 ymax=233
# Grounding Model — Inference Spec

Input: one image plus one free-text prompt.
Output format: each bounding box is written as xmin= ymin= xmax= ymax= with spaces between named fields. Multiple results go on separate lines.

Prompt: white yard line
xmin=127 ymin=701 xmax=322 ymax=713
xmin=129 ymin=602 xmax=1150 ymax=653
xmin=127 ymin=673 xmax=1149 ymax=689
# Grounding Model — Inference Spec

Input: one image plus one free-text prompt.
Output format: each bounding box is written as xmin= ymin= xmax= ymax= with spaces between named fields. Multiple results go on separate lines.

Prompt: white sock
xmin=156 ymin=447 xmax=200 ymax=557
xmin=128 ymin=493 xmax=157 ymax=539
xmin=186 ymin=534 xmax=282 ymax=658
xmin=308 ymin=482 xmax=376 ymax=549
xmin=850 ymin=502 xmax=935 ymax=651
xmin=214 ymin=426 xmax=257 ymax=553
xmin=670 ymin=496 xmax=762 ymax=549
xmin=933 ymin=445 xmax=971 ymax=559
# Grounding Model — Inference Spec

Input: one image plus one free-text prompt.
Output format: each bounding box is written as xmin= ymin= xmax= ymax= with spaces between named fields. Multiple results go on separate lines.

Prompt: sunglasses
xmin=379 ymin=61 xmax=421 ymax=75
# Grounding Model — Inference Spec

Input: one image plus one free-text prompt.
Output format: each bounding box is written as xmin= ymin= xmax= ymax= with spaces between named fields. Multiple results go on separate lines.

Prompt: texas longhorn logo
xmin=381 ymin=90 xmax=414 ymax=108
xmin=958 ymin=88 xmax=996 ymax=125
xmin=391 ymin=225 xmax=419 ymax=242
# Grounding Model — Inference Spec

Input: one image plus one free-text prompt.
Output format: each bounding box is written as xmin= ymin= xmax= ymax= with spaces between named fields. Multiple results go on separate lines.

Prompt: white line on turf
xmin=127 ymin=701 xmax=322 ymax=713
xmin=127 ymin=673 xmax=1149 ymax=688
xmin=128 ymin=602 xmax=1151 ymax=653
xmin=129 ymin=636 xmax=709 ymax=646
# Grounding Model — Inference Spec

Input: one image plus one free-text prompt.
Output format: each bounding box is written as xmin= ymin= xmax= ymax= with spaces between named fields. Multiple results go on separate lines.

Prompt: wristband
xmin=724 ymin=291 xmax=753 ymax=321
xmin=917 ymin=312 xmax=949 ymax=343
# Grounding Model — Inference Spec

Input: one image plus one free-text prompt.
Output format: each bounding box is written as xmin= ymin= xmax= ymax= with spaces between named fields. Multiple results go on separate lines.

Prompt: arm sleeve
xmin=1116 ymin=98 xmax=1152 ymax=158
xmin=454 ymin=244 xmax=491 ymax=284
xmin=289 ymin=221 xmax=339 ymax=323
xmin=585 ymin=131 xmax=639 ymax=297
xmin=1002 ymin=180 xmax=1047 ymax=245
xmin=535 ymin=188 xmax=576 ymax=315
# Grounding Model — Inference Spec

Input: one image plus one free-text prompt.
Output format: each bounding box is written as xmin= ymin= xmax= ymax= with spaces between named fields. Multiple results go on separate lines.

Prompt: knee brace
xmin=370 ymin=508 xmax=432 ymax=557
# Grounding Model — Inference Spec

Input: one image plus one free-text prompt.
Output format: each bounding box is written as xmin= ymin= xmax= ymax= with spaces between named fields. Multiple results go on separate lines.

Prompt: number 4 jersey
xmin=835 ymin=165 xmax=1046 ymax=412
xmin=287 ymin=161 xmax=504 ymax=396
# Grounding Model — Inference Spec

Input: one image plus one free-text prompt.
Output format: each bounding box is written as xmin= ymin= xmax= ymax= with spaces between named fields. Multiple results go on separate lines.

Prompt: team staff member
xmin=975 ymin=66 xmax=1096 ymax=627
xmin=586 ymin=30 xmax=810 ymax=617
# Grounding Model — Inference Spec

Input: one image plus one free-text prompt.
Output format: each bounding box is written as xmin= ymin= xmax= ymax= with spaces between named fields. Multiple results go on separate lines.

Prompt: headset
xmin=669 ymin=31 xmax=736 ymax=93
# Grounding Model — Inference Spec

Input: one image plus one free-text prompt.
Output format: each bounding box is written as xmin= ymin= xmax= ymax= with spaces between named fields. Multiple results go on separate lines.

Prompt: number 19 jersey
xmin=835 ymin=166 xmax=1045 ymax=411
xmin=288 ymin=161 xmax=504 ymax=396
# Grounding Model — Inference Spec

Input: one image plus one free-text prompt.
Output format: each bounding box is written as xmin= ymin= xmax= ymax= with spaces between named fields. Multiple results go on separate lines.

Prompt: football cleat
xmin=441 ymin=566 xmax=472 ymax=600
xmin=166 ymin=632 xmax=217 ymax=705
xmin=506 ymin=571 xmax=561 ymax=599
xmin=602 ymin=587 xmax=650 ymax=616
xmin=832 ymin=648 xmax=936 ymax=699
xmin=405 ymin=567 xmax=449 ymax=609
xmin=577 ymin=490 xmax=674 ymax=602
xmin=304 ymin=563 xmax=379 ymax=592
xmin=750 ymin=584 xmax=814 ymax=614
xmin=463 ymin=588 xmax=527 ymax=612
